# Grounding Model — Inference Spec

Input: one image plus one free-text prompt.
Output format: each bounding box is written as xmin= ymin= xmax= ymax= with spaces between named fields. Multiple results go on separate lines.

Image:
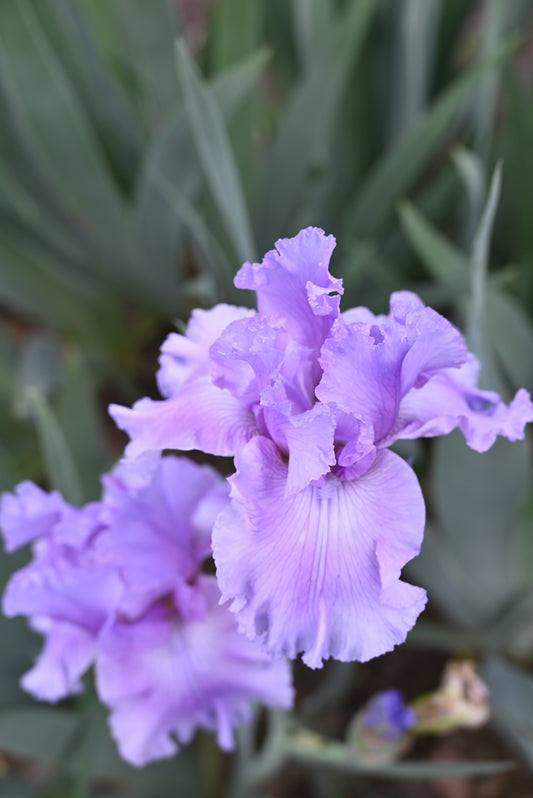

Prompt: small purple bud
xmin=360 ymin=689 xmax=416 ymax=741
xmin=347 ymin=688 xmax=415 ymax=765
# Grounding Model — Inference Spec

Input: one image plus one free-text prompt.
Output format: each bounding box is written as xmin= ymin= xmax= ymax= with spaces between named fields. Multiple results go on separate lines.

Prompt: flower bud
xmin=412 ymin=660 xmax=489 ymax=734
xmin=347 ymin=689 xmax=416 ymax=765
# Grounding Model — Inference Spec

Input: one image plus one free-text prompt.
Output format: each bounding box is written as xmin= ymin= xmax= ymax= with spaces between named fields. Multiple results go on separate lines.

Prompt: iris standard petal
xmin=210 ymin=314 xmax=285 ymax=406
xmin=317 ymin=301 xmax=466 ymax=444
xmin=393 ymin=303 xmax=467 ymax=394
xmin=317 ymin=321 xmax=402 ymax=442
xmin=213 ymin=437 xmax=427 ymax=669
xmin=157 ymin=304 xmax=255 ymax=397
xmin=235 ymin=227 xmax=341 ymax=351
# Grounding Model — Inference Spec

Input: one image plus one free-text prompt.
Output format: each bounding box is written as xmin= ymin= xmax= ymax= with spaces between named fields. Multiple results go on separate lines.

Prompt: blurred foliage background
xmin=2 ymin=0 xmax=533 ymax=795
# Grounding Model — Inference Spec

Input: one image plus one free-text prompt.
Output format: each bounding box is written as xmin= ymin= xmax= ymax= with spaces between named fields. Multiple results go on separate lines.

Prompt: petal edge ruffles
xmin=392 ymin=357 xmax=533 ymax=452
xmin=213 ymin=437 xmax=427 ymax=668
xmin=235 ymin=228 xmax=341 ymax=351
xmin=109 ymin=378 xmax=258 ymax=458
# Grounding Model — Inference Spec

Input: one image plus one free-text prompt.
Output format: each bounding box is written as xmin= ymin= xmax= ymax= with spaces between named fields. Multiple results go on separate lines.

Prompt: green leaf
xmin=16 ymin=333 xmax=63 ymax=415
xmin=452 ymin=145 xmax=486 ymax=247
xmin=470 ymin=0 xmax=508 ymax=164
xmin=485 ymin=287 xmax=533 ymax=394
xmin=343 ymin=40 xmax=516 ymax=238
xmin=483 ymin=656 xmax=533 ymax=768
xmin=55 ymin=347 xmax=108 ymax=501
xmin=431 ymin=429 xmax=530 ymax=626
xmin=132 ymin=106 xmax=194 ymax=315
xmin=137 ymin=166 xmax=235 ymax=304
xmin=26 ymin=391 xmax=83 ymax=505
xmin=0 ymin=623 xmax=37 ymax=709
xmin=407 ymin=618 xmax=484 ymax=653
xmin=0 ymin=155 xmax=97 ymax=274
xmin=301 ymin=661 xmax=358 ymax=717
xmin=0 ymin=444 xmax=15 ymax=493
xmin=258 ymin=0 xmax=374 ymax=248
xmin=499 ymin=67 xmax=533 ymax=288
xmin=386 ymin=0 xmax=441 ymax=142
xmin=466 ymin=161 xmax=502 ymax=387
xmin=0 ymin=69 xmax=111 ymax=280
xmin=408 ymin=521 xmax=487 ymax=630
xmin=0 ymin=0 xmax=134 ymax=273
xmin=0 ymin=321 xmax=16 ymax=400
xmin=109 ymin=0 xmax=180 ymax=129
xmin=398 ymin=200 xmax=469 ymax=289
xmin=0 ymin=776 xmax=37 ymax=798
xmin=34 ymin=0 xmax=143 ymax=183
xmin=0 ymin=235 xmax=112 ymax=353
xmin=213 ymin=46 xmax=271 ymax=117
xmin=291 ymin=0 xmax=333 ymax=71
xmin=0 ymin=706 xmax=78 ymax=764
xmin=400 ymin=198 xmax=533 ymax=393
xmin=210 ymin=0 xmax=263 ymax=70
xmin=135 ymin=48 xmax=270 ymax=311
xmin=0 ymin=546 xmax=40 ymax=707
xmin=176 ymin=39 xmax=256 ymax=264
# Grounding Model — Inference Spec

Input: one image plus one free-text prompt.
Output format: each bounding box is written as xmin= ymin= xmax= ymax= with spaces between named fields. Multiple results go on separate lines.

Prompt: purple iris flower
xmin=95 ymin=457 xmax=294 ymax=766
xmin=1 ymin=481 xmax=120 ymax=700
xmin=1 ymin=456 xmax=294 ymax=765
xmin=110 ymin=227 xmax=533 ymax=669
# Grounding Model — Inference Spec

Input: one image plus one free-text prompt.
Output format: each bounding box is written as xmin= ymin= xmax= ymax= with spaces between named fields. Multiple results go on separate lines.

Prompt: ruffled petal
xmin=21 ymin=617 xmax=95 ymax=701
xmin=336 ymin=417 xmax=377 ymax=480
xmin=96 ymin=576 xmax=293 ymax=767
xmin=317 ymin=321 xmax=401 ymax=441
xmin=235 ymin=228 xmax=341 ymax=351
xmin=157 ymin=304 xmax=255 ymax=397
xmin=109 ymin=378 xmax=258 ymax=458
xmin=213 ymin=437 xmax=427 ymax=668
xmin=258 ymin=338 xmax=322 ymax=415
xmin=392 ymin=356 xmax=533 ymax=452
xmin=261 ymin=402 xmax=337 ymax=496
xmin=210 ymin=314 xmax=285 ymax=406
xmin=3 ymin=546 xmax=121 ymax=632
xmin=103 ymin=452 xmax=162 ymax=496
xmin=390 ymin=295 xmax=467 ymax=394
xmin=317 ymin=298 xmax=466 ymax=443
xmin=99 ymin=456 xmax=229 ymax=617
xmin=0 ymin=482 xmax=64 ymax=552
xmin=52 ymin=502 xmax=103 ymax=549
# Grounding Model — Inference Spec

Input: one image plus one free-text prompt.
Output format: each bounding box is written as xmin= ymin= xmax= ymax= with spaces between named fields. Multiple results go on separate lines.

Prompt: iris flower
xmin=1 ymin=457 xmax=293 ymax=765
xmin=110 ymin=227 xmax=533 ymax=668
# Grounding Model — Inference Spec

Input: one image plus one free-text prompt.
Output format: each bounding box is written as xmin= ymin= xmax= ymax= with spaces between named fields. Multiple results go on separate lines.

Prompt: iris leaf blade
xmin=0 ymin=1 xmax=132 ymax=244
xmin=135 ymin=47 xmax=270 ymax=312
xmin=26 ymin=391 xmax=84 ymax=506
xmin=258 ymin=0 xmax=374 ymax=248
xmin=483 ymin=657 xmax=533 ymax=768
xmin=343 ymin=39 xmax=517 ymax=238
xmin=176 ymin=38 xmax=257 ymax=265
